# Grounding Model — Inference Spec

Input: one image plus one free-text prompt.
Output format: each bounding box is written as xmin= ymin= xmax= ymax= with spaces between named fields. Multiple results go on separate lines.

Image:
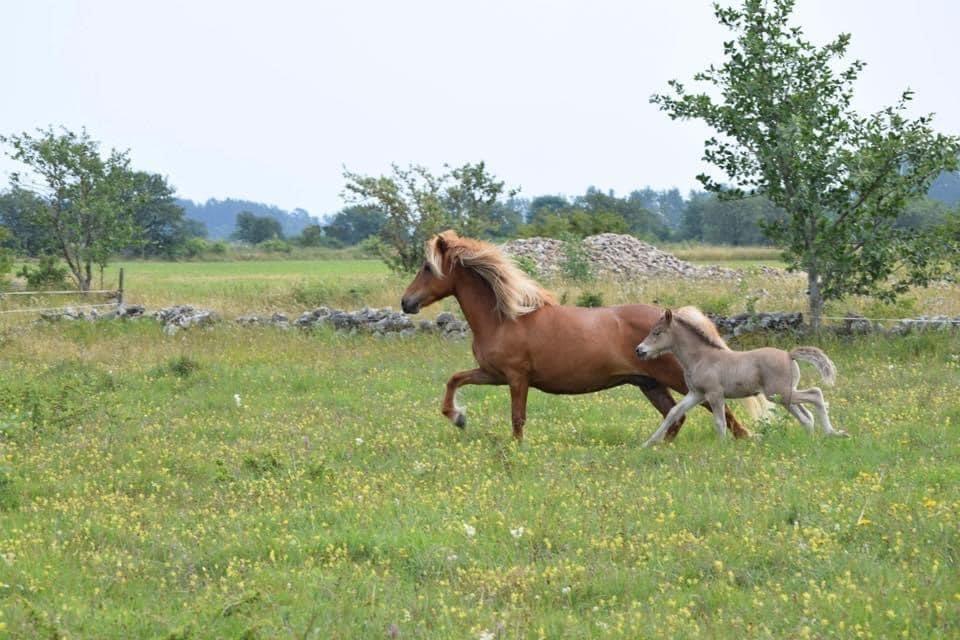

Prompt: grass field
xmin=1 ymin=253 xmax=959 ymax=638
xmin=7 ymin=252 xmax=956 ymax=323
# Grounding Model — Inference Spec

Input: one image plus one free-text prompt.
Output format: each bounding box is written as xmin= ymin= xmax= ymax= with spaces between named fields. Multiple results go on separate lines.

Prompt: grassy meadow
xmin=1 ymin=251 xmax=959 ymax=638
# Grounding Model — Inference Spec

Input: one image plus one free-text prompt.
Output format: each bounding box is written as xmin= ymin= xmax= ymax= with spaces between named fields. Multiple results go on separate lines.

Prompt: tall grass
xmin=0 ymin=318 xmax=957 ymax=638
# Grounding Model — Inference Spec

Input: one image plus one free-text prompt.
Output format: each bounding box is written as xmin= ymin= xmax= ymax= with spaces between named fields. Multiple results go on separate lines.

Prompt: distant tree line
xmin=1 ymin=126 xmax=957 ymax=292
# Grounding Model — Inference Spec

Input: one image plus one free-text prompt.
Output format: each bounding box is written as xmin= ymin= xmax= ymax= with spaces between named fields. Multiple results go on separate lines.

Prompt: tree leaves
xmin=652 ymin=0 xmax=960 ymax=328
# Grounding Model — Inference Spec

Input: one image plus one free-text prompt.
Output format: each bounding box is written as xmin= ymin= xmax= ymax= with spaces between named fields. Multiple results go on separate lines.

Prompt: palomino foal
xmin=635 ymin=307 xmax=847 ymax=447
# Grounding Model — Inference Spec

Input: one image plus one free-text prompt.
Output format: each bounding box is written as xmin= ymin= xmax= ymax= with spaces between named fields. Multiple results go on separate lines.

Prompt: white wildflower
xmin=463 ymin=523 xmax=476 ymax=538
xmin=510 ymin=526 xmax=525 ymax=539
xmin=233 ymin=394 xmax=242 ymax=407
xmin=355 ymin=437 xmax=364 ymax=445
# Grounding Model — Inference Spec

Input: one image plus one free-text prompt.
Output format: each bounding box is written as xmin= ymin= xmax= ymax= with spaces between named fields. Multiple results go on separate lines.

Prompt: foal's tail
xmin=790 ymin=346 xmax=837 ymax=386
xmin=742 ymin=394 xmax=775 ymax=422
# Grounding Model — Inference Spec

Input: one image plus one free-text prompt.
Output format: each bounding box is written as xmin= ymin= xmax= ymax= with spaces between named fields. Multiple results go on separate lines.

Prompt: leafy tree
xmin=0 ymin=187 xmax=50 ymax=255
xmin=528 ymin=195 xmax=569 ymax=225
xmin=575 ymin=187 xmax=668 ymax=239
xmin=128 ymin=172 xmax=188 ymax=258
xmin=658 ymin=188 xmax=686 ymax=230
xmin=520 ymin=209 xmax=628 ymax=238
xmin=1 ymin=127 xmax=146 ymax=291
xmin=297 ymin=224 xmax=328 ymax=247
xmin=233 ymin=211 xmax=283 ymax=244
xmin=894 ymin=197 xmax=953 ymax=230
xmin=183 ymin=218 xmax=208 ymax=239
xmin=343 ymin=162 xmax=514 ymax=273
xmin=652 ymin=0 xmax=960 ymax=329
xmin=324 ymin=205 xmax=386 ymax=245
xmin=0 ymin=227 xmax=12 ymax=287
xmin=701 ymin=195 xmax=783 ymax=245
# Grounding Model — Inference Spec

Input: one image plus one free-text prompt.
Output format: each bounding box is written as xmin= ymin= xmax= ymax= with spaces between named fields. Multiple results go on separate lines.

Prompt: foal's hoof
xmin=453 ymin=412 xmax=467 ymax=429
xmin=828 ymin=429 xmax=850 ymax=438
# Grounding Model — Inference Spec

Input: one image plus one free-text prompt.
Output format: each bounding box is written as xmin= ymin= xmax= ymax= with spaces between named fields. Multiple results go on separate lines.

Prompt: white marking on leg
xmin=643 ymin=391 xmax=702 ymax=447
xmin=787 ymin=403 xmax=815 ymax=435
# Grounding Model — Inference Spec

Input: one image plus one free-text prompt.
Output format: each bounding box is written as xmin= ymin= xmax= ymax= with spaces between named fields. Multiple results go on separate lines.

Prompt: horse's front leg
xmin=442 ymin=368 xmax=498 ymax=428
xmin=509 ymin=379 xmax=529 ymax=441
xmin=643 ymin=391 xmax=703 ymax=447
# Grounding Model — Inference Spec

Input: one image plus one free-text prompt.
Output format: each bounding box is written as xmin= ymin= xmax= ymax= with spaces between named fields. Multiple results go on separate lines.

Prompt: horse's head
xmin=635 ymin=309 xmax=676 ymax=360
xmin=400 ymin=230 xmax=459 ymax=314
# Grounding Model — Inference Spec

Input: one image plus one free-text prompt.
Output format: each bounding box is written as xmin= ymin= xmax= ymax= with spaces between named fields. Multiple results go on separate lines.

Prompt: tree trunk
xmin=81 ymin=260 xmax=93 ymax=292
xmin=807 ymin=266 xmax=823 ymax=333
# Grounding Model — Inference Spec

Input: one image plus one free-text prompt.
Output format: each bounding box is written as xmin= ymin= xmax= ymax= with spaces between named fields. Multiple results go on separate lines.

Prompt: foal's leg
xmin=706 ymin=393 xmax=729 ymax=439
xmin=630 ymin=377 xmax=685 ymax=442
xmin=442 ymin=368 xmax=498 ymax=428
xmin=794 ymin=387 xmax=848 ymax=437
xmin=509 ymin=379 xmax=529 ymax=441
xmin=786 ymin=403 xmax=815 ymax=435
xmin=643 ymin=391 xmax=703 ymax=447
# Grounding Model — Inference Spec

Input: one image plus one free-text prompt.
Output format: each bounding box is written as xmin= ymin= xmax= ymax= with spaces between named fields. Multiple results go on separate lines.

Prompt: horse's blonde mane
xmin=426 ymin=231 xmax=555 ymax=320
xmin=674 ymin=306 xmax=729 ymax=350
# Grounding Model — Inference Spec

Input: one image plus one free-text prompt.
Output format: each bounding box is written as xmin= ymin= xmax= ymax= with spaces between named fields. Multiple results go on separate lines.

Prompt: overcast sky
xmin=3 ymin=0 xmax=958 ymax=218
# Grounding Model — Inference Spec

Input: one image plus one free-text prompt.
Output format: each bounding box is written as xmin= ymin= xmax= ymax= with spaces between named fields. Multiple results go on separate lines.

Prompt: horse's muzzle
xmin=401 ymin=297 xmax=420 ymax=314
xmin=635 ymin=346 xmax=650 ymax=360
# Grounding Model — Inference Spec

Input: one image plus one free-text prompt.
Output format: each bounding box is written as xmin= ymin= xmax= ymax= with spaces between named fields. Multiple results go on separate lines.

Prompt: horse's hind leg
xmin=706 ymin=393 xmax=730 ymax=439
xmin=442 ymin=368 xmax=498 ymax=428
xmin=794 ymin=387 xmax=848 ymax=437
xmin=787 ymin=403 xmax=815 ymax=435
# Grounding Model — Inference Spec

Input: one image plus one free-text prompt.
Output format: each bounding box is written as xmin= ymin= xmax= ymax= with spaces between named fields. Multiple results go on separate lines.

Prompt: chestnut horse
xmin=400 ymin=230 xmax=761 ymax=441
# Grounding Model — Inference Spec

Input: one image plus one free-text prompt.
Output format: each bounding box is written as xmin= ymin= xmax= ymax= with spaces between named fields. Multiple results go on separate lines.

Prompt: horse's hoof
xmin=453 ymin=412 xmax=467 ymax=429
xmin=829 ymin=430 xmax=849 ymax=438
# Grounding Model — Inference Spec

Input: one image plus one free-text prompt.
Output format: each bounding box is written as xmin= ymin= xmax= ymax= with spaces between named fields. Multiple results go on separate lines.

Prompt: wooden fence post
xmin=118 ymin=268 xmax=125 ymax=305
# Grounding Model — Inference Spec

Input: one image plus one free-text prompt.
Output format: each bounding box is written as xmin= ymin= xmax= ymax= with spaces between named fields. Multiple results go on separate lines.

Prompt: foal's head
xmin=635 ymin=309 xmax=677 ymax=360
xmin=400 ymin=231 xmax=459 ymax=314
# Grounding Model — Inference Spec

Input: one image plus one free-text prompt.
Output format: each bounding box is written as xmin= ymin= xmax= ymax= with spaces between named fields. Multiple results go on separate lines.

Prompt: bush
xmin=575 ymin=291 xmax=604 ymax=307
xmin=258 ymin=239 xmax=292 ymax=253
xmin=514 ymin=256 xmax=539 ymax=278
xmin=17 ymin=255 xmax=70 ymax=290
xmin=561 ymin=236 xmax=593 ymax=282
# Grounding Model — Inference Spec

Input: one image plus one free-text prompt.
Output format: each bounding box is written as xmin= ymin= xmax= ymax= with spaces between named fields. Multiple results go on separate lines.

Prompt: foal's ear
xmin=664 ymin=309 xmax=673 ymax=325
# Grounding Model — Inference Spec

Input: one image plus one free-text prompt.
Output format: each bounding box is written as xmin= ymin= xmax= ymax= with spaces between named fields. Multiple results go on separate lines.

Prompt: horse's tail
xmin=741 ymin=394 xmax=774 ymax=422
xmin=790 ymin=346 xmax=837 ymax=386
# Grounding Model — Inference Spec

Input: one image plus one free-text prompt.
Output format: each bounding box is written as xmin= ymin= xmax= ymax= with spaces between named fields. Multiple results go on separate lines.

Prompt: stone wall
xmin=36 ymin=303 xmax=960 ymax=339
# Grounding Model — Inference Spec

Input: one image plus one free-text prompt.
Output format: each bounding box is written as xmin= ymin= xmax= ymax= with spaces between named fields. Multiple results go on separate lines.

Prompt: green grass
xmin=0 ymin=318 xmax=958 ymax=638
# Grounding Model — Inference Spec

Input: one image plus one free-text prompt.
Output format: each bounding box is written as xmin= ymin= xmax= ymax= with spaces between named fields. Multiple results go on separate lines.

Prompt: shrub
xmin=17 ymin=255 xmax=70 ymax=290
xmin=259 ymin=239 xmax=292 ymax=253
xmin=575 ymin=291 xmax=604 ymax=307
xmin=561 ymin=236 xmax=593 ymax=282
xmin=514 ymin=256 xmax=539 ymax=278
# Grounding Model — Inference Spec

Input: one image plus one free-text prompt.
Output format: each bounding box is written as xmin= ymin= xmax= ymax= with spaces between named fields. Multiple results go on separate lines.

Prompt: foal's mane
xmin=673 ymin=306 xmax=729 ymax=351
xmin=426 ymin=231 xmax=556 ymax=319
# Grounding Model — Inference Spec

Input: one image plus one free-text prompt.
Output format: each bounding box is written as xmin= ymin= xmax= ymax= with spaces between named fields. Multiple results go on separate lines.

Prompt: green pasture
xmin=0 ymin=321 xmax=957 ymax=638
xmin=1 ymin=250 xmax=959 ymax=637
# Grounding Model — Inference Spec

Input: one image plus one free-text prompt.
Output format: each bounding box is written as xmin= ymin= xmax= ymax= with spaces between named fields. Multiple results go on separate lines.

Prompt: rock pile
xmin=153 ymin=305 xmax=219 ymax=335
xmin=34 ymin=303 xmax=960 ymax=339
xmin=291 ymin=306 xmax=469 ymax=338
xmin=39 ymin=303 xmax=145 ymax=322
xmin=707 ymin=312 xmax=805 ymax=338
xmin=501 ymin=234 xmax=744 ymax=279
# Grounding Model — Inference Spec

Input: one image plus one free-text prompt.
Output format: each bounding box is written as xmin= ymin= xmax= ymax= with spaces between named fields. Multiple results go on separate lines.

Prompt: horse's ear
xmin=436 ymin=230 xmax=459 ymax=254
xmin=664 ymin=309 xmax=673 ymax=325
